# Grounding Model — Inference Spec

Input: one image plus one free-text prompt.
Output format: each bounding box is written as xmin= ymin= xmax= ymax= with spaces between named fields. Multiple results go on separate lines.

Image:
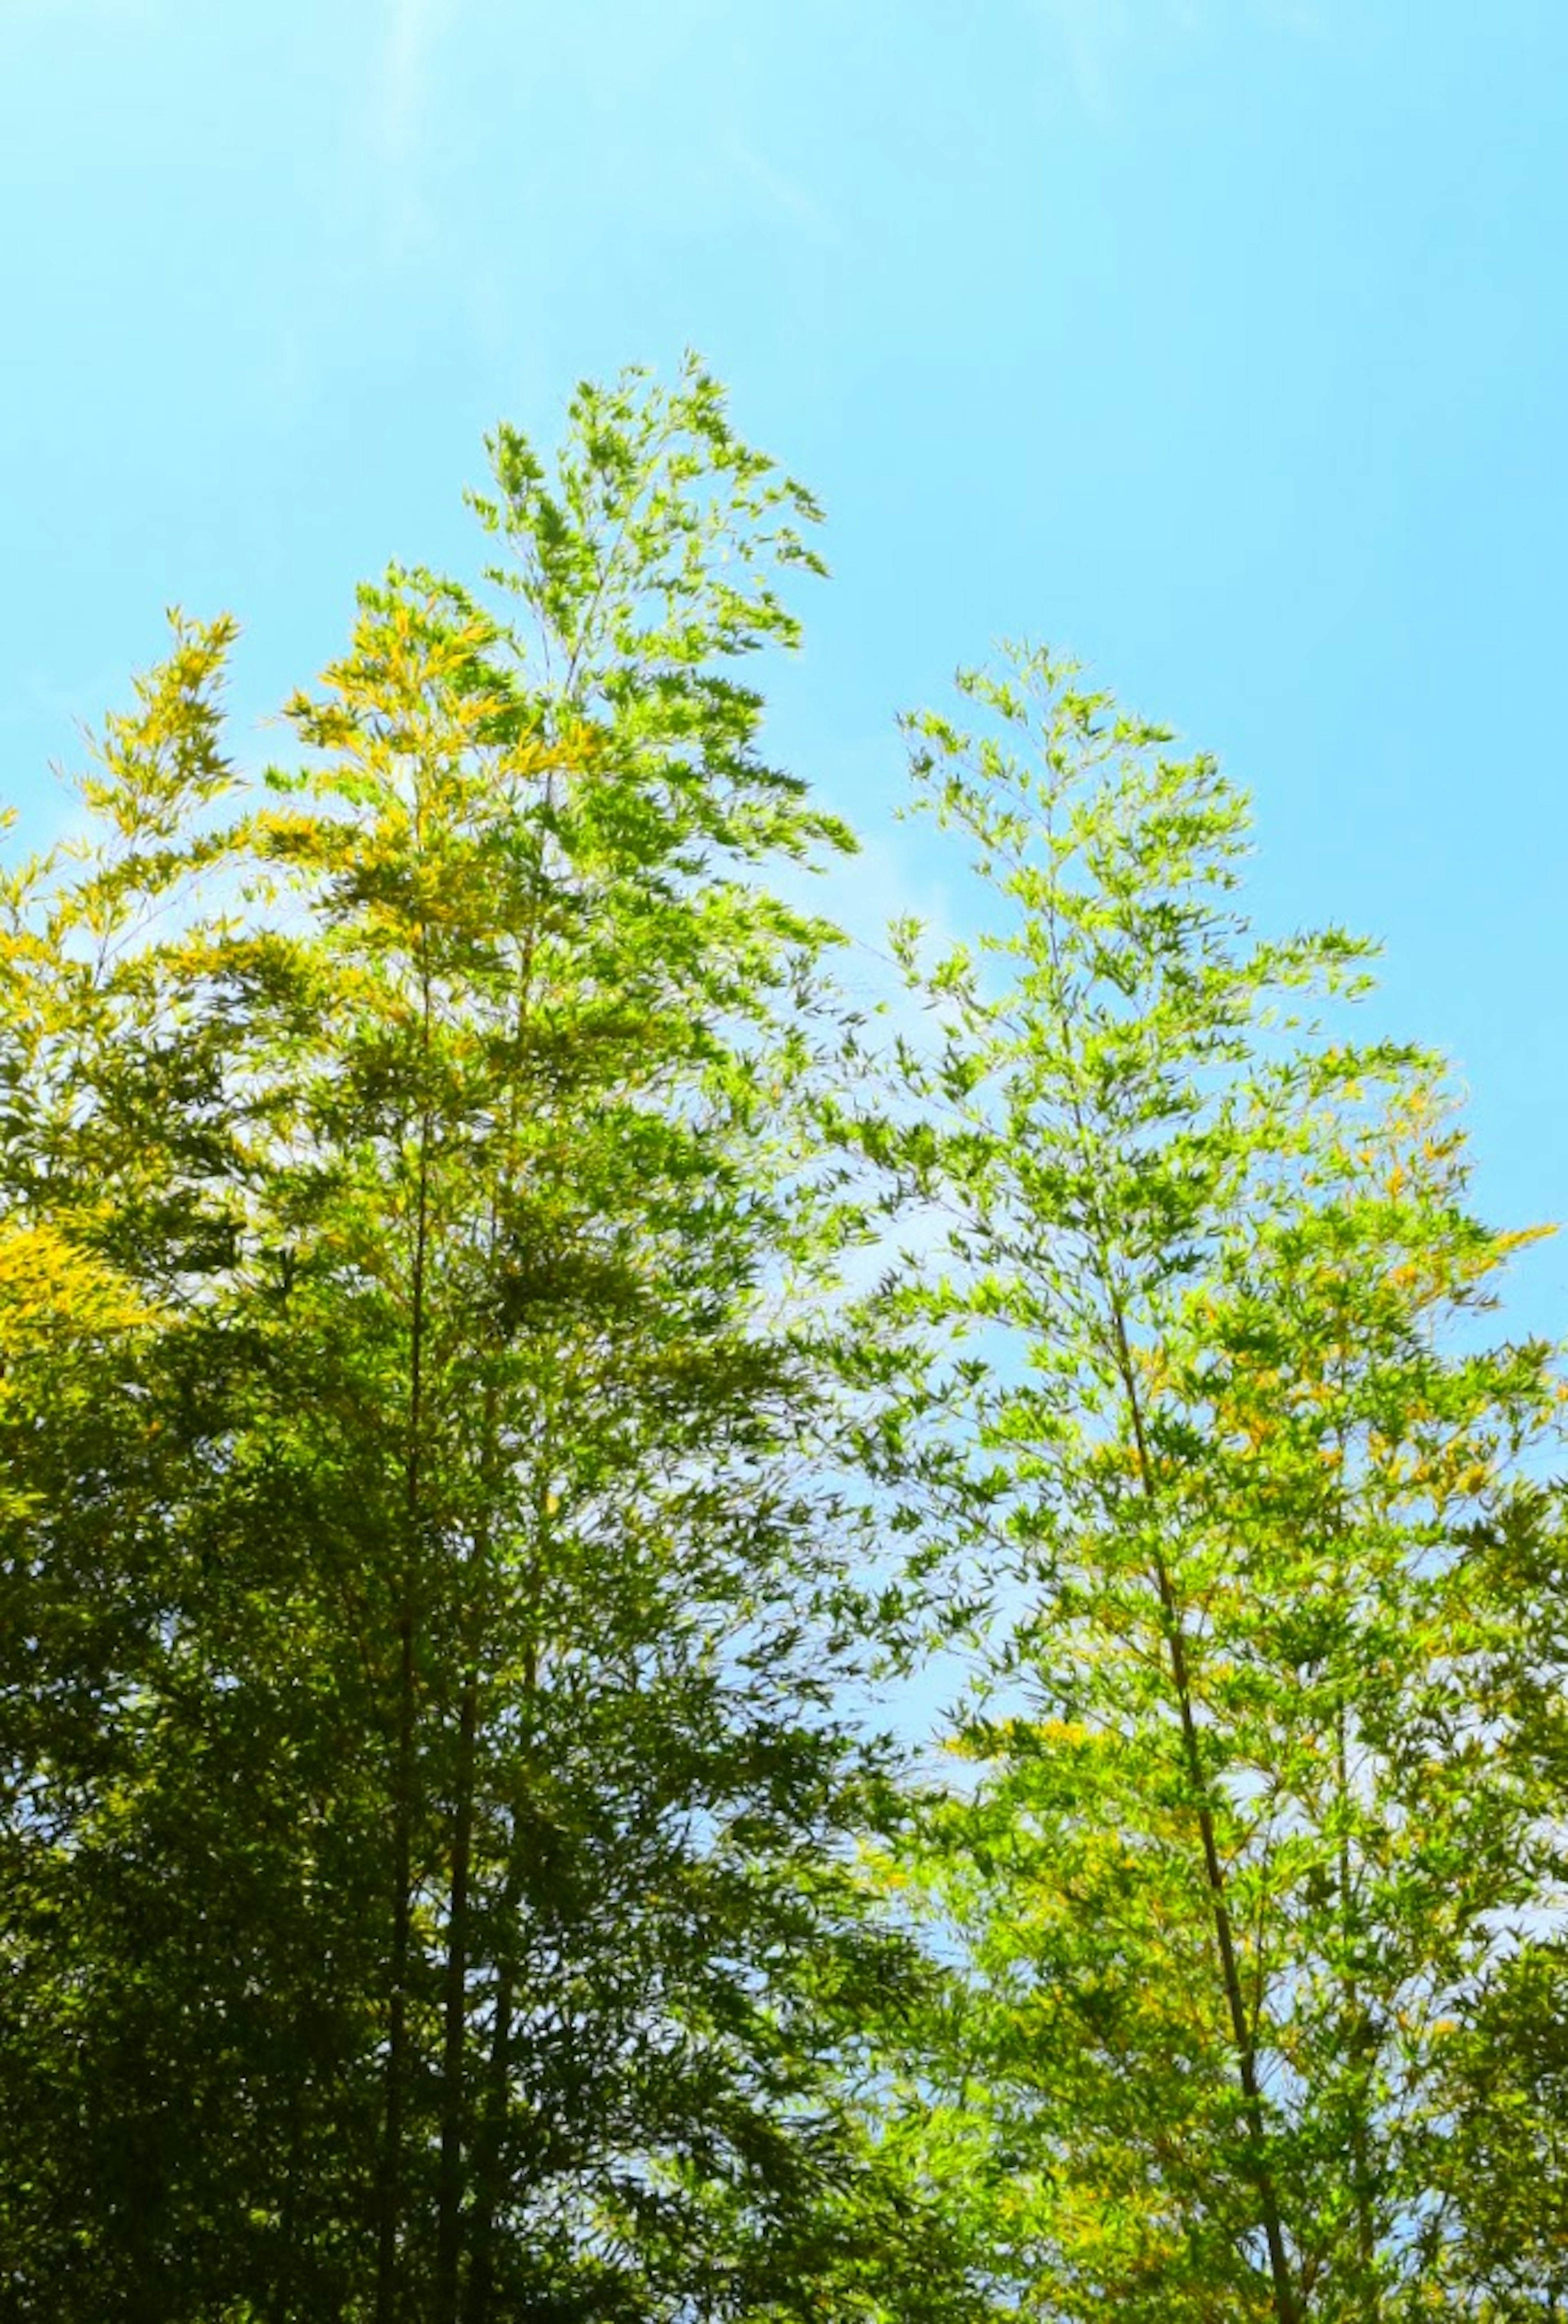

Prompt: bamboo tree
xmin=859 ymin=647 xmax=1561 ymax=2320
xmin=0 ymin=616 xmax=341 ymax=2315
xmin=0 ymin=365 xmax=961 ymax=2321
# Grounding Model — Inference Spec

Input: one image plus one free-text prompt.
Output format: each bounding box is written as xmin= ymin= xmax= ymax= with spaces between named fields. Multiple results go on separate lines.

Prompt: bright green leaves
xmin=4 ymin=382 xmax=1563 ymax=2324
xmin=470 ymin=355 xmax=851 ymax=894
xmin=473 ymin=353 xmax=827 ymax=679
xmin=867 ymin=645 xmax=1564 ymax=2321
xmin=0 ymin=363 xmax=956 ymax=2324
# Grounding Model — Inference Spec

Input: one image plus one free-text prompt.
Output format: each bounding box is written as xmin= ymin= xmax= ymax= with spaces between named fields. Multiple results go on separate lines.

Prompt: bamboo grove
xmin=1 ymin=362 xmax=1564 ymax=2322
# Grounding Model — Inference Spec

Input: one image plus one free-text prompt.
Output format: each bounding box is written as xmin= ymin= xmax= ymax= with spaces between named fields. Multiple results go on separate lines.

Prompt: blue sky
xmin=4 ymin=0 xmax=1565 ymax=1332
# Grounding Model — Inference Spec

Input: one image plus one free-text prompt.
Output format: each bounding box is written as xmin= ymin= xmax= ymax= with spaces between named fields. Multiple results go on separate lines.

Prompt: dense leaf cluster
xmin=1 ymin=364 xmax=1562 ymax=2322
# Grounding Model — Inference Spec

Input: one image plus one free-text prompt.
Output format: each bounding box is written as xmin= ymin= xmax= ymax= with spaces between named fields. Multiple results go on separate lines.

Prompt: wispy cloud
xmin=376 ymin=0 xmax=447 ymax=160
xmin=1256 ymin=0 xmax=1327 ymax=33
xmin=348 ymin=0 xmax=452 ymax=268
xmin=723 ymin=134 xmax=827 ymax=229
xmin=1031 ymin=0 xmax=1327 ymax=116
xmin=1029 ymin=0 xmax=1160 ymax=117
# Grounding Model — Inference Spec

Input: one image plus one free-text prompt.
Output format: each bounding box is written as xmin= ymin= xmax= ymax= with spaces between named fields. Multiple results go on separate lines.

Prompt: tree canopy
xmin=1 ymin=363 xmax=1562 ymax=2324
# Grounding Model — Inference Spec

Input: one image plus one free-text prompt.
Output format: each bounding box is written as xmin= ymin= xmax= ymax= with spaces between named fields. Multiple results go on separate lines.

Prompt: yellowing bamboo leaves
xmin=2 ymin=379 xmax=1565 ymax=2324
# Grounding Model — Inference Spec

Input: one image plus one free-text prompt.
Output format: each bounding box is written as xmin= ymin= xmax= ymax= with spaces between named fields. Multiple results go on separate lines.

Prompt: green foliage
xmin=857 ymin=648 xmax=1565 ymax=2322
xmin=0 ymin=366 xmax=964 ymax=2323
xmin=3 ymin=381 xmax=1565 ymax=2324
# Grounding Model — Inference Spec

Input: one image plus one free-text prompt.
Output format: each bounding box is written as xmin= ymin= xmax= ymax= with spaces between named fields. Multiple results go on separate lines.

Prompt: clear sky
xmin=4 ymin=0 xmax=1565 ymax=1334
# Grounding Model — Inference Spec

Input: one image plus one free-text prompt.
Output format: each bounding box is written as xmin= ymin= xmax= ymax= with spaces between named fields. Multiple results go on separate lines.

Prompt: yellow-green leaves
xmin=0 ymin=364 xmax=948 ymax=2324
xmin=869 ymin=645 xmax=1564 ymax=2322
